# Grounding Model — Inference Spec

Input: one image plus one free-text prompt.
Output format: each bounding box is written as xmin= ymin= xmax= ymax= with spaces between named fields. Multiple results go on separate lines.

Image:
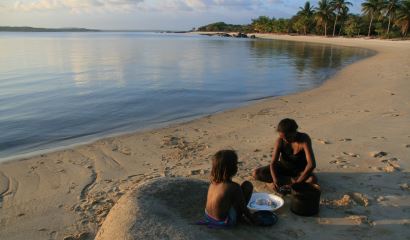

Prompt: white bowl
xmin=247 ymin=192 xmax=284 ymax=213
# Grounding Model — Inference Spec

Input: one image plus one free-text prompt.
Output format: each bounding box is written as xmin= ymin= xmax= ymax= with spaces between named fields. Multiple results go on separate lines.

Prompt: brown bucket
xmin=290 ymin=183 xmax=321 ymax=216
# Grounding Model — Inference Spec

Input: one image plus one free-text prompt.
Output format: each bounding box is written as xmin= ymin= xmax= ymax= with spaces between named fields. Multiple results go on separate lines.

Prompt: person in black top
xmin=252 ymin=118 xmax=317 ymax=192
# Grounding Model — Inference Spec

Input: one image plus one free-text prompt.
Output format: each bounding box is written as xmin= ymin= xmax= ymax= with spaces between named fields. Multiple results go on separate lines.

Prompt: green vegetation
xmin=197 ymin=0 xmax=410 ymax=38
xmin=395 ymin=0 xmax=410 ymax=37
xmin=295 ymin=1 xmax=315 ymax=35
xmin=315 ymin=0 xmax=333 ymax=36
xmin=197 ymin=22 xmax=251 ymax=32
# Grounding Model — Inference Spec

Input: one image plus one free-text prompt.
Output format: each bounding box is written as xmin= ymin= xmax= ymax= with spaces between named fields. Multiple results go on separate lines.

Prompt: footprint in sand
xmin=329 ymin=159 xmax=348 ymax=164
xmin=112 ymin=144 xmax=132 ymax=155
xmin=376 ymin=196 xmax=386 ymax=202
xmin=162 ymin=135 xmax=180 ymax=147
xmin=27 ymin=165 xmax=36 ymax=171
xmin=342 ymin=152 xmax=360 ymax=158
xmin=349 ymin=192 xmax=371 ymax=207
xmin=341 ymin=164 xmax=359 ymax=169
xmin=316 ymin=139 xmax=331 ymax=145
xmin=330 ymin=153 xmax=361 ymax=168
xmin=359 ymin=109 xmax=371 ymax=113
xmin=321 ymin=194 xmax=352 ymax=208
xmin=329 ymin=157 xmax=358 ymax=169
xmin=346 ymin=215 xmax=374 ymax=226
xmin=371 ymin=155 xmax=401 ymax=173
xmin=372 ymin=136 xmax=386 ymax=140
xmin=322 ymin=192 xmax=370 ymax=209
xmin=380 ymin=157 xmax=399 ymax=163
xmin=63 ymin=232 xmax=91 ymax=240
xmin=369 ymin=151 xmax=388 ymax=158
xmin=382 ymin=112 xmax=400 ymax=117
xmin=399 ymin=183 xmax=410 ymax=191
xmin=378 ymin=161 xmax=401 ymax=173
xmin=329 ymin=155 xmax=346 ymax=163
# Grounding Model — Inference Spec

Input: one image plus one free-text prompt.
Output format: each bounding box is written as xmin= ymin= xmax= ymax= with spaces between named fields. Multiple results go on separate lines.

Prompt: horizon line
xmin=0 ymin=26 xmax=193 ymax=32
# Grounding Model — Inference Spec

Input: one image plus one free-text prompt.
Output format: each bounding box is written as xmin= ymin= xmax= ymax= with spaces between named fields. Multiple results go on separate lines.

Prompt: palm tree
xmin=330 ymin=0 xmax=353 ymax=37
xmin=338 ymin=5 xmax=350 ymax=35
xmin=315 ymin=0 xmax=333 ymax=36
xmin=395 ymin=0 xmax=410 ymax=37
xmin=362 ymin=0 xmax=383 ymax=37
xmin=297 ymin=1 xmax=315 ymax=35
xmin=384 ymin=0 xmax=401 ymax=36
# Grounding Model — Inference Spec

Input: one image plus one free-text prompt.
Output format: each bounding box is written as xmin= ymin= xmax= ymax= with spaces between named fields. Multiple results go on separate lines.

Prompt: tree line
xmin=197 ymin=0 xmax=410 ymax=38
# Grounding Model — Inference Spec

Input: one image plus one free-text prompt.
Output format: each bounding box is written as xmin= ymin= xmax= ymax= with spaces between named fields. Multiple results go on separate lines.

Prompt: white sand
xmin=0 ymin=35 xmax=409 ymax=240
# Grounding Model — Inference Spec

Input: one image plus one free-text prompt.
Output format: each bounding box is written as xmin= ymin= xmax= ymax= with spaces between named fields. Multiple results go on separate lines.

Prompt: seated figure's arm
xmin=296 ymin=135 xmax=316 ymax=183
xmin=270 ymin=138 xmax=281 ymax=187
xmin=232 ymin=184 xmax=255 ymax=223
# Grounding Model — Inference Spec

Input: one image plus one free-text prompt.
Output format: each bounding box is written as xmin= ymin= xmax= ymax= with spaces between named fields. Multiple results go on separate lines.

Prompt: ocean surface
xmin=0 ymin=32 xmax=374 ymax=160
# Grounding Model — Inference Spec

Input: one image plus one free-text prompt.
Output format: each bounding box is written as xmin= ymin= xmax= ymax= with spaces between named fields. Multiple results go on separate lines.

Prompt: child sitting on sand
xmin=202 ymin=150 xmax=255 ymax=227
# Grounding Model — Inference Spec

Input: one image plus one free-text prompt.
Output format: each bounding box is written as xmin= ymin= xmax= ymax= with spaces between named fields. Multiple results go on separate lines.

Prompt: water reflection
xmin=249 ymin=40 xmax=364 ymax=77
xmin=0 ymin=32 xmax=374 ymax=160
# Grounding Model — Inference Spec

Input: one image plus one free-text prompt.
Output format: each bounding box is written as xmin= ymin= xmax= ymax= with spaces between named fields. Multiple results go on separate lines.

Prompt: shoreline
xmin=0 ymin=34 xmax=375 ymax=163
xmin=1 ymin=35 xmax=409 ymax=239
xmin=193 ymin=31 xmax=410 ymax=41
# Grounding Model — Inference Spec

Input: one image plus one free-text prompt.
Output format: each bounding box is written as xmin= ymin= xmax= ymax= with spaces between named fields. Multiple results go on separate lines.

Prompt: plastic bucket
xmin=290 ymin=183 xmax=321 ymax=216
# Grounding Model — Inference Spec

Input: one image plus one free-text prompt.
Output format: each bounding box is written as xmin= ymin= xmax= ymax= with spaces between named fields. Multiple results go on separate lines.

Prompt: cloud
xmin=184 ymin=0 xmax=284 ymax=11
xmin=8 ymin=0 xmax=144 ymax=12
xmin=3 ymin=0 xmax=284 ymax=13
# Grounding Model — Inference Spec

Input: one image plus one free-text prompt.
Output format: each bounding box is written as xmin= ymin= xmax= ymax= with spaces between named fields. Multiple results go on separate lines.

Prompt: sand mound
xmin=96 ymin=177 xmax=281 ymax=240
xmin=96 ymin=177 xmax=213 ymax=240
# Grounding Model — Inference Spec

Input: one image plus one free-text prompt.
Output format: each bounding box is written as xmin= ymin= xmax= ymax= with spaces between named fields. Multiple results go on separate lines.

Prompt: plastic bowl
xmin=247 ymin=192 xmax=284 ymax=213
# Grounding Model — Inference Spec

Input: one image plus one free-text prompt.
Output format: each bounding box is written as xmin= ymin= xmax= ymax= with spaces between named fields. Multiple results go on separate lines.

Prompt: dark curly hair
xmin=210 ymin=150 xmax=238 ymax=183
xmin=277 ymin=118 xmax=298 ymax=134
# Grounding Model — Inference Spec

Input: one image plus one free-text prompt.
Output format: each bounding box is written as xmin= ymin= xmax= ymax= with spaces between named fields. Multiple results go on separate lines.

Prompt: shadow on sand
xmin=96 ymin=171 xmax=409 ymax=240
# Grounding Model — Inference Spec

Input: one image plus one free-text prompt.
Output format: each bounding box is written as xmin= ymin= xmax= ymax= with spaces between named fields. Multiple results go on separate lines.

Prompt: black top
xmin=279 ymin=133 xmax=308 ymax=173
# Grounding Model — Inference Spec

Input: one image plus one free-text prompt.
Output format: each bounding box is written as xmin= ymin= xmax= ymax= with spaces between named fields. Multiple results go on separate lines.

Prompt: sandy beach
xmin=0 ymin=35 xmax=409 ymax=240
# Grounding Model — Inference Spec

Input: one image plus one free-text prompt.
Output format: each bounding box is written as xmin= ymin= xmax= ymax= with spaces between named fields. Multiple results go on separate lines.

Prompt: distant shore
xmin=1 ymin=27 xmax=408 ymax=41
xmin=193 ymin=31 xmax=410 ymax=41
xmin=0 ymin=26 xmax=192 ymax=33
xmin=0 ymin=26 xmax=100 ymax=32
xmin=0 ymin=35 xmax=409 ymax=239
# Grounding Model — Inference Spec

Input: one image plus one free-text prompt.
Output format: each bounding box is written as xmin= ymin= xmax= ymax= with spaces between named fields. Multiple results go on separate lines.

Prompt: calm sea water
xmin=0 ymin=32 xmax=373 ymax=160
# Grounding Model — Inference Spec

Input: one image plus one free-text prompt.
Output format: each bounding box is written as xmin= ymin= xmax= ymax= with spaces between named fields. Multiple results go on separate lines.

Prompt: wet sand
xmin=0 ymin=35 xmax=409 ymax=240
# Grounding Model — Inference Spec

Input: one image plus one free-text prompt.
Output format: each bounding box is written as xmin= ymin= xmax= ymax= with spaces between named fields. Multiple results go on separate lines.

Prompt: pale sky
xmin=0 ymin=0 xmax=364 ymax=30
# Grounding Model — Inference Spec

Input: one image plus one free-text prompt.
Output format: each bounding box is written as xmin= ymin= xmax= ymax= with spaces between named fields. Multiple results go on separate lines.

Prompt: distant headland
xmin=0 ymin=26 xmax=100 ymax=32
xmin=0 ymin=26 xmax=196 ymax=33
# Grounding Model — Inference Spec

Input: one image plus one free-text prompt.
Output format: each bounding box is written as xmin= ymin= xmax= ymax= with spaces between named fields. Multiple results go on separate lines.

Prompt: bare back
xmin=205 ymin=181 xmax=237 ymax=220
